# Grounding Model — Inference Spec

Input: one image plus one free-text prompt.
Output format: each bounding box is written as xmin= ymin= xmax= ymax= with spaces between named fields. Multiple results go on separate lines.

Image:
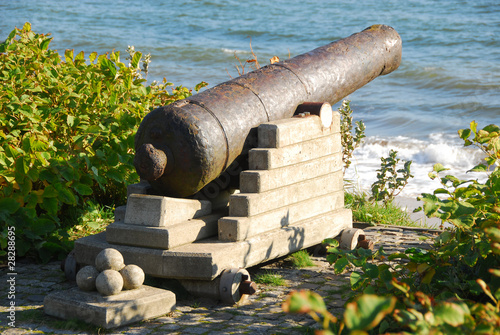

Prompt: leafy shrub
xmin=370 ymin=149 xmax=413 ymax=206
xmin=339 ymin=100 xmax=366 ymax=172
xmin=283 ymin=121 xmax=500 ymax=334
xmin=0 ymin=23 xmax=206 ymax=261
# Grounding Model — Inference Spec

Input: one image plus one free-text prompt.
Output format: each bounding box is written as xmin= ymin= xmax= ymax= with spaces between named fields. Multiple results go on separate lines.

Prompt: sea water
xmin=1 ymin=0 xmax=499 ymax=197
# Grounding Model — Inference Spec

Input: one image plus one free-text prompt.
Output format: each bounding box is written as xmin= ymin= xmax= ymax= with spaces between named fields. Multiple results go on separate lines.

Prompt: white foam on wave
xmin=345 ymin=134 xmax=488 ymax=197
xmin=221 ymin=48 xmax=247 ymax=54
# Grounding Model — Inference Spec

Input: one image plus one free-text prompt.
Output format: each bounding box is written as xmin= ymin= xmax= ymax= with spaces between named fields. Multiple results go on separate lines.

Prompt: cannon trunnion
xmin=134 ymin=24 xmax=402 ymax=198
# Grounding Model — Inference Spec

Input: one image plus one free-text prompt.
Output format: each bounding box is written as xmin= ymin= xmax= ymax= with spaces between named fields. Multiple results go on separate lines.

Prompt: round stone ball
xmin=95 ymin=269 xmax=123 ymax=296
xmin=95 ymin=248 xmax=125 ymax=272
xmin=76 ymin=265 xmax=99 ymax=291
xmin=120 ymin=264 xmax=145 ymax=290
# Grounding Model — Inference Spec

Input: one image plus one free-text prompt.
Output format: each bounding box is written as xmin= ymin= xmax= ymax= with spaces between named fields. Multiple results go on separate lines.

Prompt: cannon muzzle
xmin=134 ymin=24 xmax=402 ymax=197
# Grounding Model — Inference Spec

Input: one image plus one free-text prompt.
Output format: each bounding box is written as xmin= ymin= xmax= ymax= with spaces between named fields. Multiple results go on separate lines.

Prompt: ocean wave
xmin=345 ymin=134 xmax=488 ymax=197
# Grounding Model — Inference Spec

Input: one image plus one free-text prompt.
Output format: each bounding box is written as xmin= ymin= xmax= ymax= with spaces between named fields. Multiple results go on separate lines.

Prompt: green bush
xmin=0 ymin=23 xmax=206 ymax=262
xmin=284 ymin=121 xmax=500 ymax=334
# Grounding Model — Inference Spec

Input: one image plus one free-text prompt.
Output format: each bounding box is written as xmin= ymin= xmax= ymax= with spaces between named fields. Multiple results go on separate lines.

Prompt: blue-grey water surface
xmin=1 ymin=0 xmax=499 ymax=195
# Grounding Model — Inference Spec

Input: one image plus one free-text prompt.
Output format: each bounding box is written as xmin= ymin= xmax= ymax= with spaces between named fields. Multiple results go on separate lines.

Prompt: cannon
xmin=134 ymin=24 xmax=402 ymax=198
xmin=55 ymin=27 xmax=402 ymax=324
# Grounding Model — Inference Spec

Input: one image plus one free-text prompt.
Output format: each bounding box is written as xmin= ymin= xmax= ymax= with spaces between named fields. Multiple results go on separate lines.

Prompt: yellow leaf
xmin=406 ymin=262 xmax=418 ymax=272
xmin=422 ymin=268 xmax=436 ymax=284
xmin=270 ymin=56 xmax=280 ymax=64
xmin=417 ymin=263 xmax=430 ymax=274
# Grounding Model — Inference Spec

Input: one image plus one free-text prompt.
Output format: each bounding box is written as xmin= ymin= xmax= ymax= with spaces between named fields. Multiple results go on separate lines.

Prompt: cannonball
xmin=76 ymin=265 xmax=99 ymax=291
xmin=120 ymin=264 xmax=145 ymax=290
xmin=95 ymin=269 xmax=123 ymax=296
xmin=95 ymin=248 xmax=125 ymax=272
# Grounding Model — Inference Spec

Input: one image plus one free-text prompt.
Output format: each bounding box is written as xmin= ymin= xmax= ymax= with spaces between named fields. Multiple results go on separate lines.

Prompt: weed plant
xmin=287 ymin=250 xmax=315 ymax=268
xmin=253 ymin=271 xmax=287 ymax=287
xmin=345 ymin=192 xmax=417 ymax=227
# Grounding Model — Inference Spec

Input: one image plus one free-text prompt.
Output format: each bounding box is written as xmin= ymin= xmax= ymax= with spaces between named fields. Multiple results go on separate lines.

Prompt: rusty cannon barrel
xmin=134 ymin=24 xmax=402 ymax=198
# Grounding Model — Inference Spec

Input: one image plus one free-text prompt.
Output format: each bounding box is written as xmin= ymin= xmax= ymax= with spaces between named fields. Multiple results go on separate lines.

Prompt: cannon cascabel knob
xmin=134 ymin=143 xmax=168 ymax=181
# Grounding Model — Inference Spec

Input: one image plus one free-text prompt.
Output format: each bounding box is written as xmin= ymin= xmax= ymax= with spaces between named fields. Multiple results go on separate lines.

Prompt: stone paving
xmin=1 ymin=225 xmax=440 ymax=335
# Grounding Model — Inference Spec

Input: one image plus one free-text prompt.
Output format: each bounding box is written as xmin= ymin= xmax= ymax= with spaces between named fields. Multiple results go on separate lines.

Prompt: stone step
xmin=249 ymin=132 xmax=341 ymax=170
xmin=106 ymin=212 xmax=223 ymax=249
xmin=219 ymin=190 xmax=344 ymax=242
xmin=230 ymin=171 xmax=343 ymax=217
xmin=240 ymin=152 xmax=342 ymax=193
xmin=74 ymin=208 xmax=352 ymax=281
xmin=257 ymin=113 xmax=339 ymax=148
xmin=124 ymin=194 xmax=212 ymax=227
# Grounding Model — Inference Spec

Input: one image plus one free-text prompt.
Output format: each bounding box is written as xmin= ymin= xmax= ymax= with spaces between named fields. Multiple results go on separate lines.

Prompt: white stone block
xmin=124 ymin=194 xmax=212 ymax=227
xmin=258 ymin=113 xmax=340 ymax=148
xmin=249 ymin=132 xmax=341 ymax=170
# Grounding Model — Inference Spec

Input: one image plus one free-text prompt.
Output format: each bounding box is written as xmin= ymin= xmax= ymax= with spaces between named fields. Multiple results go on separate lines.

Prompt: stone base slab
xmin=43 ymin=285 xmax=176 ymax=329
xmin=74 ymin=208 xmax=352 ymax=281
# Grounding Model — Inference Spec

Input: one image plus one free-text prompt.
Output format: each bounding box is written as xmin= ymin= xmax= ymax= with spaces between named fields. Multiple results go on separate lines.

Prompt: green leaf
xmin=57 ymin=186 xmax=77 ymax=205
xmin=131 ymin=51 xmax=142 ymax=69
xmin=344 ymin=294 xmax=396 ymax=331
xmin=282 ymin=290 xmax=327 ymax=314
xmin=64 ymin=49 xmax=74 ymax=65
xmin=0 ymin=197 xmax=21 ymax=215
xmin=107 ymin=152 xmax=119 ymax=166
xmin=363 ymin=263 xmax=379 ymax=279
xmin=31 ymin=140 xmax=48 ymax=152
xmin=350 ymin=271 xmax=367 ymax=290
xmin=469 ymin=164 xmax=488 ymax=172
xmin=29 ymin=218 xmax=56 ymax=236
xmin=433 ymin=302 xmax=469 ymax=327
xmin=40 ymin=37 xmax=51 ymax=51
xmin=15 ymin=156 xmax=29 ymax=175
xmin=100 ymin=57 xmax=117 ymax=76
xmin=73 ymin=183 xmax=93 ymax=196
xmin=333 ymin=257 xmax=349 ymax=274
xmin=105 ymin=168 xmax=123 ymax=183
xmin=433 ymin=163 xmax=449 ymax=173
xmin=89 ymin=51 xmax=98 ymax=63
xmin=379 ymin=268 xmax=394 ymax=287
xmin=41 ymin=197 xmax=58 ymax=215
xmin=43 ymin=185 xmax=59 ymax=198
xmin=463 ymin=252 xmax=478 ymax=267
xmin=458 ymin=128 xmax=471 ymax=140
xmin=470 ymin=120 xmax=477 ymax=134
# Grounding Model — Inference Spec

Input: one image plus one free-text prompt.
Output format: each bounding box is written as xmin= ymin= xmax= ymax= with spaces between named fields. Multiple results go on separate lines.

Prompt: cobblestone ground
xmin=1 ymin=225 xmax=439 ymax=335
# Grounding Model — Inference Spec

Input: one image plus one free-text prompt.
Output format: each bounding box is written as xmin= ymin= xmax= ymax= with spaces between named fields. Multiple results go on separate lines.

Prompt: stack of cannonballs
xmin=76 ymin=248 xmax=145 ymax=296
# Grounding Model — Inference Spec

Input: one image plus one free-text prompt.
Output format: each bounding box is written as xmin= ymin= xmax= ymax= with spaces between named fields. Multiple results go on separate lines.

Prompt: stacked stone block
xmin=106 ymin=194 xmax=220 ymax=249
xmin=218 ymin=114 xmax=350 ymax=242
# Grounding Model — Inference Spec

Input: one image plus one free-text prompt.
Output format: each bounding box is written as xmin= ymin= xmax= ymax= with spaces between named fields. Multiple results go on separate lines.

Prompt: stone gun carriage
xmin=65 ymin=25 xmax=402 ymax=308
